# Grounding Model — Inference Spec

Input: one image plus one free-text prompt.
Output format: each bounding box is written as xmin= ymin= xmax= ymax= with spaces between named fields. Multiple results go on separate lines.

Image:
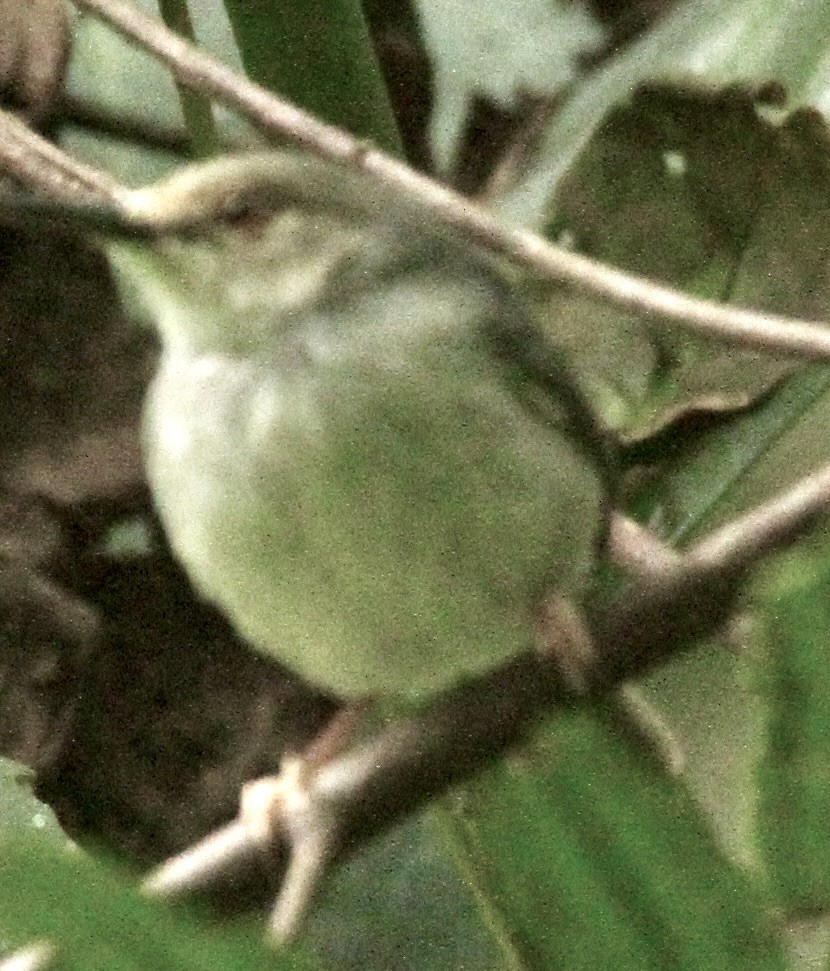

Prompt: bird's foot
xmin=143 ymin=703 xmax=368 ymax=944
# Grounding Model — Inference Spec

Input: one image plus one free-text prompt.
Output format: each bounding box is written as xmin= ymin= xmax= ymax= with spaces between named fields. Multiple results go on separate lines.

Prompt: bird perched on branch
xmin=102 ymin=151 xmax=608 ymax=702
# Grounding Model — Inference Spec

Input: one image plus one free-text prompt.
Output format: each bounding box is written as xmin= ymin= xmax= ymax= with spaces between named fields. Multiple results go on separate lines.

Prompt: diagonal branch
xmin=69 ymin=0 xmax=830 ymax=363
xmin=0 ymin=109 xmax=127 ymax=206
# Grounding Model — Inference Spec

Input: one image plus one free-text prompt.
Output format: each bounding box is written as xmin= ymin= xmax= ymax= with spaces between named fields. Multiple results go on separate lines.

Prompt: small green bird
xmin=106 ymin=152 xmax=607 ymax=702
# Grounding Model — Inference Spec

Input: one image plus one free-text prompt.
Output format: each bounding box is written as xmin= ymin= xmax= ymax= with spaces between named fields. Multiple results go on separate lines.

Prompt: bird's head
xmin=110 ymin=152 xmax=422 ymax=359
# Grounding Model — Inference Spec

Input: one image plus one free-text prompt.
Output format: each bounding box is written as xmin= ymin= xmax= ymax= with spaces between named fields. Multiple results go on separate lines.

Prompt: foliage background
xmin=2 ymin=0 xmax=830 ymax=967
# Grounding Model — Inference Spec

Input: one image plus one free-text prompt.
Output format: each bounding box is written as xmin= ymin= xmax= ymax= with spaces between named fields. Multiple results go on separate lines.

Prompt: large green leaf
xmin=641 ymin=646 xmax=764 ymax=872
xmin=0 ymin=839 xmax=315 ymax=969
xmin=642 ymin=364 xmax=830 ymax=543
xmin=442 ymin=712 xmax=784 ymax=970
xmin=626 ymin=123 xmax=829 ymax=523
xmin=754 ymin=543 xmax=830 ymax=914
xmin=537 ymin=88 xmax=830 ymax=440
xmin=221 ymin=0 xmax=402 ymax=154
xmin=307 ymin=813 xmax=503 ymax=970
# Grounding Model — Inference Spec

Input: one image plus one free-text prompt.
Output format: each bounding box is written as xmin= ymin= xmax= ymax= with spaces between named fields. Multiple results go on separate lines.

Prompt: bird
xmin=102 ymin=150 xmax=608 ymax=703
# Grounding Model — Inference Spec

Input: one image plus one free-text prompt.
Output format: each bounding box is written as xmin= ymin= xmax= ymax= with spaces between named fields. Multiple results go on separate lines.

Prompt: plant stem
xmin=156 ymin=0 xmax=218 ymax=157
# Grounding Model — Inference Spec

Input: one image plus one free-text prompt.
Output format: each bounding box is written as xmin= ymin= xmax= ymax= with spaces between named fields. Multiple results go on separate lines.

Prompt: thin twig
xmin=689 ymin=461 xmax=830 ymax=572
xmin=0 ymin=109 xmax=127 ymax=207
xmin=69 ymin=0 xmax=830 ymax=362
xmin=142 ymin=820 xmax=262 ymax=899
xmin=267 ymin=833 xmax=336 ymax=944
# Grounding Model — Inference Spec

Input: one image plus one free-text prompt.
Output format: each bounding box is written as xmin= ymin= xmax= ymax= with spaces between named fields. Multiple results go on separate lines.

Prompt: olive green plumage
xmin=109 ymin=152 xmax=607 ymax=700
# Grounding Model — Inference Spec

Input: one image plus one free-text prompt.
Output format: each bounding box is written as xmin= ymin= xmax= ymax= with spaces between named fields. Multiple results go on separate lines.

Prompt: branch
xmin=68 ymin=0 xmax=830 ymax=363
xmin=688 ymin=462 xmax=830 ymax=573
xmin=0 ymin=109 xmax=127 ymax=207
xmin=143 ymin=460 xmax=830 ymax=942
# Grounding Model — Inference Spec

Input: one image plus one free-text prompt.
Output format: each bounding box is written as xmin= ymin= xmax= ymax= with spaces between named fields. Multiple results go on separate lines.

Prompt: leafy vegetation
xmin=3 ymin=0 xmax=830 ymax=968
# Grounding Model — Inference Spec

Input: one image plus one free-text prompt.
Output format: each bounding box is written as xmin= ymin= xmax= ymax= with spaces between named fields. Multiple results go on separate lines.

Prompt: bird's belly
xmin=143 ymin=350 xmax=601 ymax=700
xmin=143 ymin=353 xmax=304 ymax=640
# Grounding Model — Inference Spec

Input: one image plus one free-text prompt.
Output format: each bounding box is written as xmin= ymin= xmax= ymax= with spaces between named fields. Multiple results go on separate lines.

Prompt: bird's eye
xmin=223 ymin=193 xmax=256 ymax=225
xmin=221 ymin=190 xmax=277 ymax=237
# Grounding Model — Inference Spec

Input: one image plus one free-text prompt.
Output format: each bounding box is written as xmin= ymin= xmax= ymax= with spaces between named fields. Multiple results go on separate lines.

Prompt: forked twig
xmin=69 ymin=0 xmax=830 ymax=362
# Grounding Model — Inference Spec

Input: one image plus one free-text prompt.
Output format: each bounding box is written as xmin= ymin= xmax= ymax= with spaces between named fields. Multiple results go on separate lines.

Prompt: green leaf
xmin=307 ymin=813 xmax=503 ymax=970
xmin=641 ymin=363 xmax=830 ymax=543
xmin=442 ymin=712 xmax=784 ymax=970
xmin=754 ymin=544 xmax=830 ymax=914
xmin=497 ymin=0 xmax=830 ymax=229
xmin=537 ymin=89 xmax=830 ymax=440
xmin=221 ymin=0 xmax=402 ymax=155
xmin=0 ymin=839 xmax=315 ymax=970
xmin=640 ymin=647 xmax=765 ymax=872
